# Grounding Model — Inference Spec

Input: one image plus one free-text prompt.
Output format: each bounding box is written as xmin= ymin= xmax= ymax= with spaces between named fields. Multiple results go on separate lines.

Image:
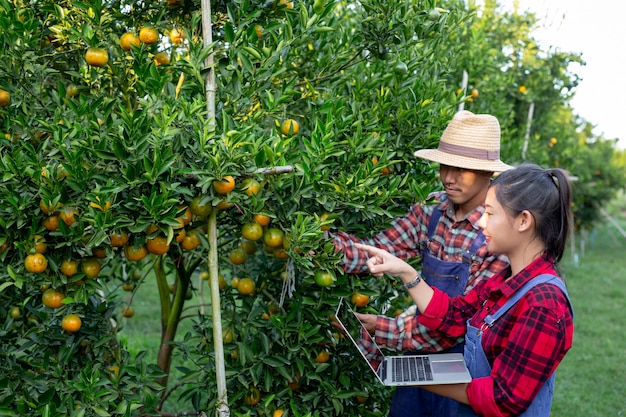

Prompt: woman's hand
xmin=354 ymin=243 xmax=418 ymax=282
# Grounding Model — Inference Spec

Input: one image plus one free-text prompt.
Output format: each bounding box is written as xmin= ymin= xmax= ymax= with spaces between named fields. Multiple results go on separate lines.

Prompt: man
xmin=332 ymin=110 xmax=511 ymax=417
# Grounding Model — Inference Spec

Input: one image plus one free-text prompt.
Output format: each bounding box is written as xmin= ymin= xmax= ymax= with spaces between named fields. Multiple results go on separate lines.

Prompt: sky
xmin=498 ymin=0 xmax=626 ymax=147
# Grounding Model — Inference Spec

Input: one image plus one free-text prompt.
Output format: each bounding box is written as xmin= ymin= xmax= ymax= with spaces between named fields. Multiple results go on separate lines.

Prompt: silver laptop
xmin=335 ymin=297 xmax=472 ymax=386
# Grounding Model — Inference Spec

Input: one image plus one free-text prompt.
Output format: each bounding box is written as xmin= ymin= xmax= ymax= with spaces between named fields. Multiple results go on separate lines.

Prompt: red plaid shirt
xmin=420 ymin=255 xmax=574 ymax=417
xmin=333 ymin=193 xmax=509 ymax=353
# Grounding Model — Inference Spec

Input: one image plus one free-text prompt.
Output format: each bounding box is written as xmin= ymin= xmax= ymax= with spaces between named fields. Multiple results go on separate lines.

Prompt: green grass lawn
xmin=117 ymin=219 xmax=626 ymax=416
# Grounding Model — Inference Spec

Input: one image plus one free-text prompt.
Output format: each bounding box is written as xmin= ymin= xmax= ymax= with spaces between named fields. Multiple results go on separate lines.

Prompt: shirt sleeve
xmin=373 ymin=307 xmax=464 ymax=353
xmin=332 ymin=203 xmax=428 ymax=274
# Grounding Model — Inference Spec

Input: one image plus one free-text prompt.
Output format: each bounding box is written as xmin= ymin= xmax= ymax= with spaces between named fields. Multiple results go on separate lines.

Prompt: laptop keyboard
xmin=391 ymin=356 xmax=433 ymax=382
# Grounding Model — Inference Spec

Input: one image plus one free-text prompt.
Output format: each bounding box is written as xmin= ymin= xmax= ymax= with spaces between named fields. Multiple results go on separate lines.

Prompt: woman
xmin=355 ymin=164 xmax=574 ymax=416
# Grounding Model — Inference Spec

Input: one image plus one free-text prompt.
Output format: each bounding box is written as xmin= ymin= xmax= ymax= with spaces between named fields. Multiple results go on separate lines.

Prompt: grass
xmin=117 ymin=218 xmax=626 ymax=416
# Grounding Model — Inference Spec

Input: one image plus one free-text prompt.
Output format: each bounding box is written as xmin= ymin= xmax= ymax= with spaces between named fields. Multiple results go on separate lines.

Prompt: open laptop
xmin=335 ymin=297 xmax=472 ymax=386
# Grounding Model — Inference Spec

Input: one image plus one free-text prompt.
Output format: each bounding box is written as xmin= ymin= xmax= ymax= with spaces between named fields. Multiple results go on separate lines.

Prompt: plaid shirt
xmin=332 ymin=192 xmax=509 ymax=353
xmin=420 ymin=255 xmax=574 ymax=417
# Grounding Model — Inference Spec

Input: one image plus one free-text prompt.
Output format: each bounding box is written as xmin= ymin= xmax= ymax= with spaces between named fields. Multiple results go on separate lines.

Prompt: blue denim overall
xmin=389 ymin=205 xmax=485 ymax=417
xmin=457 ymin=274 xmax=573 ymax=417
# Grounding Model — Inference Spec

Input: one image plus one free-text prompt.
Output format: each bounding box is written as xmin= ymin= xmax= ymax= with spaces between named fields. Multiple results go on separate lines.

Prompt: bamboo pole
xmin=521 ymin=102 xmax=534 ymax=160
xmin=200 ymin=0 xmax=228 ymax=415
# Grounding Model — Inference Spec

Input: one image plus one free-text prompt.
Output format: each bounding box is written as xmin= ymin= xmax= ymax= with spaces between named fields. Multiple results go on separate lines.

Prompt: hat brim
xmin=414 ymin=149 xmax=513 ymax=173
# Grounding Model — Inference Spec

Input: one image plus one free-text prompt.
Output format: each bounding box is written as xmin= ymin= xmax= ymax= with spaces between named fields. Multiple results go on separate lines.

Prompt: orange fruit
xmin=240 ymin=238 xmax=258 ymax=255
xmin=169 ymin=28 xmax=186 ymax=44
xmin=59 ymin=207 xmax=78 ymax=226
xmin=351 ymin=292 xmax=370 ymax=308
xmin=223 ymin=327 xmax=234 ymax=343
xmin=215 ymin=199 xmax=234 ymax=210
xmin=107 ymin=365 xmax=120 ymax=380
xmin=254 ymin=25 xmax=264 ymax=38
xmin=213 ymin=176 xmax=235 ymax=195
xmin=229 ymin=248 xmax=247 ymax=265
xmin=42 ymin=288 xmax=65 ymax=309
xmin=146 ymin=235 xmax=170 ymax=255
xmin=244 ymin=386 xmax=261 ymax=406
xmin=61 ymin=314 xmax=82 ymax=333
xmin=254 ymin=213 xmax=271 ymax=226
xmin=231 ymin=277 xmax=240 ymax=289
xmin=471 ymin=88 xmax=479 ymax=98
xmin=39 ymin=199 xmax=62 ymax=215
xmin=242 ymin=178 xmax=261 ymax=196
xmin=122 ymin=306 xmax=135 ymax=318
xmin=0 ymin=89 xmax=10 ymax=107
xmin=314 ymin=270 xmax=335 ymax=287
xmin=237 ymin=278 xmax=255 ymax=295
xmin=139 ymin=27 xmax=159 ymax=44
xmin=81 ymin=258 xmax=101 ymax=279
xmin=60 ymin=259 xmax=79 ymax=277
xmin=122 ymin=282 xmax=135 ymax=292
xmin=33 ymin=235 xmax=47 ymax=254
xmin=42 ymin=215 xmax=59 ymax=231
xmin=181 ymin=231 xmax=201 ymax=251
xmin=154 ymin=51 xmax=170 ymax=66
xmin=273 ymin=248 xmax=289 ymax=259
xmin=315 ymin=349 xmax=330 ymax=363
xmin=177 ymin=206 xmax=193 ymax=226
xmin=110 ymin=230 xmax=129 ymax=247
xmin=120 ymin=32 xmax=140 ymax=51
xmin=84 ymin=47 xmax=109 ymax=67
xmin=263 ymin=228 xmax=284 ymax=248
xmin=9 ymin=306 xmax=21 ymax=319
xmin=280 ymin=118 xmax=299 ymax=135
xmin=241 ymin=222 xmax=263 ymax=241
xmin=25 ymin=253 xmax=48 ymax=273
xmin=92 ymin=247 xmax=107 ymax=258
xmin=124 ymin=244 xmax=148 ymax=261
xmin=190 ymin=195 xmax=212 ymax=217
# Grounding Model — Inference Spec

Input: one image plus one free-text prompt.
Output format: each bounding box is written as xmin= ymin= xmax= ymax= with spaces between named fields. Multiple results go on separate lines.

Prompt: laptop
xmin=334 ymin=297 xmax=472 ymax=386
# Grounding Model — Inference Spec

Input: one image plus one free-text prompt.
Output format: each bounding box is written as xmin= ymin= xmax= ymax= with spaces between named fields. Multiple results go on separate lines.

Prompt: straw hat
xmin=414 ymin=110 xmax=512 ymax=172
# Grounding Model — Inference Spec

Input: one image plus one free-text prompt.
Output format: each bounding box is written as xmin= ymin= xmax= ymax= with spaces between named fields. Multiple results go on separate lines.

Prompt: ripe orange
xmin=241 ymin=222 xmax=263 ymax=241
xmin=550 ymin=137 xmax=558 ymax=145
xmin=254 ymin=213 xmax=271 ymax=226
xmin=92 ymin=247 xmax=107 ymax=258
xmin=154 ymin=51 xmax=170 ymax=66
xmin=84 ymin=47 xmax=109 ymax=67
xmin=42 ymin=288 xmax=65 ymax=308
xmin=110 ymin=230 xmax=129 ymax=247
xmin=231 ymin=277 xmax=240 ymax=289
xmin=177 ymin=206 xmax=193 ymax=226
xmin=169 ymin=28 xmax=186 ymax=44
xmin=215 ymin=199 xmax=234 ymax=210
xmin=280 ymin=118 xmax=299 ymax=135
xmin=124 ymin=244 xmax=148 ymax=261
xmin=213 ymin=176 xmax=235 ymax=195
xmin=273 ymin=248 xmax=289 ymax=259
xmin=471 ymin=88 xmax=479 ymax=98
xmin=351 ymin=292 xmax=370 ymax=308
xmin=315 ymin=349 xmax=330 ymax=363
xmin=120 ymin=32 xmax=140 ymax=51
xmin=242 ymin=178 xmax=261 ymax=196
xmin=237 ymin=278 xmax=255 ymax=295
xmin=314 ymin=270 xmax=335 ymax=287
xmin=244 ymin=386 xmax=261 ymax=406
xmin=81 ymin=258 xmax=101 ymax=279
xmin=59 ymin=207 xmax=78 ymax=226
xmin=273 ymin=410 xmax=284 ymax=417
xmin=190 ymin=195 xmax=212 ymax=217
xmin=33 ymin=235 xmax=47 ymax=254
xmin=139 ymin=27 xmax=159 ymax=44
xmin=122 ymin=282 xmax=135 ymax=292
xmin=263 ymin=227 xmax=284 ymax=248
xmin=254 ymin=25 xmax=264 ymax=38
xmin=25 ymin=253 xmax=48 ymax=273
xmin=42 ymin=215 xmax=59 ymax=231
xmin=0 ymin=89 xmax=9 ymax=107
xmin=122 ymin=306 xmax=135 ymax=318
xmin=39 ymin=199 xmax=62 ymax=215
xmin=229 ymin=248 xmax=247 ymax=265
xmin=146 ymin=235 xmax=171 ymax=255
xmin=61 ymin=314 xmax=82 ymax=333
xmin=60 ymin=259 xmax=79 ymax=277
xmin=181 ymin=230 xmax=201 ymax=251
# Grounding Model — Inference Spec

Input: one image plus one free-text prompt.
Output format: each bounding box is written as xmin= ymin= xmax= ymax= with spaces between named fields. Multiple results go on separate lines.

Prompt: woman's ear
xmin=517 ymin=210 xmax=535 ymax=232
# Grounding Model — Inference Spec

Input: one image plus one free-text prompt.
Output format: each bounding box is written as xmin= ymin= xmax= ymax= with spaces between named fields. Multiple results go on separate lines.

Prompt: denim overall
xmin=457 ymin=274 xmax=573 ymax=417
xmin=389 ymin=205 xmax=485 ymax=417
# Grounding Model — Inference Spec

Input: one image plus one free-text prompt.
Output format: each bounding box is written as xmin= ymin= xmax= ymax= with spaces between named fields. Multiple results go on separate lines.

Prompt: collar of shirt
xmin=487 ymin=254 xmax=558 ymax=298
xmin=438 ymin=197 xmax=485 ymax=232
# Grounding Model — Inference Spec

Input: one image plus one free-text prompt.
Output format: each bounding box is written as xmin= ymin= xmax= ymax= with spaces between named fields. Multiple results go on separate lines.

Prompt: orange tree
xmin=2 ymin=0 xmax=619 ymax=416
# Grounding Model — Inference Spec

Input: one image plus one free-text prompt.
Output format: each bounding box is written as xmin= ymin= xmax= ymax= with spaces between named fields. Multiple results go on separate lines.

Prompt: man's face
xmin=438 ymin=164 xmax=493 ymax=208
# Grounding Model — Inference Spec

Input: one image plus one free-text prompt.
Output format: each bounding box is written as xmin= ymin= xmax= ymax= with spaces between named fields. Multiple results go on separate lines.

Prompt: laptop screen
xmin=335 ymin=298 xmax=385 ymax=375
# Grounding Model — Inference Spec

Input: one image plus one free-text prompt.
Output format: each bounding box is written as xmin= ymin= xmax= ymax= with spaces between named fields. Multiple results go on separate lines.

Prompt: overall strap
xmin=462 ymin=231 xmax=485 ymax=265
xmin=484 ymin=274 xmax=572 ymax=327
xmin=427 ymin=204 xmax=444 ymax=238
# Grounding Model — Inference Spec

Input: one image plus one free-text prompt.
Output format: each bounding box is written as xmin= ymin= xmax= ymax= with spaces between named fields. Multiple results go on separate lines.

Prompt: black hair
xmin=490 ymin=163 xmax=572 ymax=262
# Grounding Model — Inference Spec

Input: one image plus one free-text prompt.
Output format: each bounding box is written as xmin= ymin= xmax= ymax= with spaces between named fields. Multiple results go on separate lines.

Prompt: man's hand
xmin=354 ymin=312 xmax=377 ymax=335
